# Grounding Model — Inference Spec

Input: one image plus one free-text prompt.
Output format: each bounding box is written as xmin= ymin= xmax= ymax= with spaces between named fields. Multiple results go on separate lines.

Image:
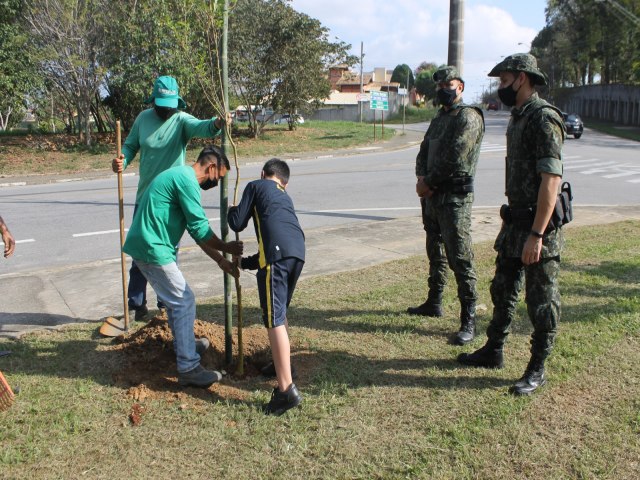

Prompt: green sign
xmin=370 ymin=91 xmax=389 ymax=111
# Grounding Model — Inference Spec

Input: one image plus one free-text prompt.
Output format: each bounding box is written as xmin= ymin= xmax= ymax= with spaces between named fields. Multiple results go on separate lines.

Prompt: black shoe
xmin=133 ymin=305 xmax=149 ymax=322
xmin=457 ymin=342 xmax=504 ymax=369
xmin=264 ymin=383 xmax=303 ymax=416
xmin=178 ymin=364 xmax=222 ymax=388
xmin=260 ymin=361 xmax=298 ymax=380
xmin=407 ymin=301 xmax=443 ymax=317
xmin=452 ymin=305 xmax=476 ymax=346
xmin=509 ymin=360 xmax=546 ymax=396
xmin=195 ymin=337 xmax=210 ymax=356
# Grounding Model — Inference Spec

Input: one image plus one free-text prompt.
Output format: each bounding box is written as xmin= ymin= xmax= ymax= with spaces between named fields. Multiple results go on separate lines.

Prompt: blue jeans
xmin=134 ymin=260 xmax=200 ymax=373
xmin=128 ymin=204 xmax=172 ymax=310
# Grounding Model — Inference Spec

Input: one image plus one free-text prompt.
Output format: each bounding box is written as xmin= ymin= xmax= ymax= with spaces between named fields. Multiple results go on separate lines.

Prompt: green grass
xmin=1 ymin=221 xmax=639 ymax=479
xmin=385 ymin=105 xmax=438 ymax=124
xmin=586 ymin=120 xmax=640 ymax=142
xmin=0 ymin=121 xmax=394 ymax=177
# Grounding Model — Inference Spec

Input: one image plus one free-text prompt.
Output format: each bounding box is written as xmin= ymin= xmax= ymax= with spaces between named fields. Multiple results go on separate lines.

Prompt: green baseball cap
xmin=432 ymin=66 xmax=464 ymax=84
xmin=488 ymin=53 xmax=548 ymax=86
xmin=144 ymin=76 xmax=186 ymax=109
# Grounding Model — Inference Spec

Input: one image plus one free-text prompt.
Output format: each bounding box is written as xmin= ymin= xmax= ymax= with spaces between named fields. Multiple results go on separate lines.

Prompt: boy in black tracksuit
xmin=228 ymin=158 xmax=305 ymax=415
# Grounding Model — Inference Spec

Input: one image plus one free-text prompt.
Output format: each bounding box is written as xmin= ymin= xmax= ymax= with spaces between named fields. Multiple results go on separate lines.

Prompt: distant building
xmin=324 ymin=65 xmax=402 ymax=108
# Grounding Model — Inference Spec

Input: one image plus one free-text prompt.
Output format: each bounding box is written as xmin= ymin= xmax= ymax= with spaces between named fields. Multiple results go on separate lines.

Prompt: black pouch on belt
xmin=500 ymin=205 xmax=534 ymax=229
xmin=439 ymin=176 xmax=474 ymax=194
xmin=549 ymin=181 xmax=573 ymax=229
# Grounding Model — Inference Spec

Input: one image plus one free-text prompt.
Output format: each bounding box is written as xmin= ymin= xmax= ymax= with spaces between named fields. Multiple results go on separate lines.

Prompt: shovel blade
xmin=99 ymin=316 xmax=127 ymax=337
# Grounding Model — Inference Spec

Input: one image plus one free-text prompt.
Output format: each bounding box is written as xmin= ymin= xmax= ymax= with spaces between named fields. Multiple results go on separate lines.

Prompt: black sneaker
xmin=260 ymin=361 xmax=298 ymax=380
xmin=133 ymin=305 xmax=149 ymax=322
xmin=195 ymin=337 xmax=210 ymax=356
xmin=177 ymin=364 xmax=222 ymax=388
xmin=264 ymin=383 xmax=303 ymax=416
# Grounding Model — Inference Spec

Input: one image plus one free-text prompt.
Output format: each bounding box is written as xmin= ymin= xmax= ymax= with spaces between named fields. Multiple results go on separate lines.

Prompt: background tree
xmin=390 ymin=64 xmax=415 ymax=90
xmin=99 ymin=0 xmax=215 ymax=131
xmin=415 ymin=69 xmax=437 ymax=102
xmin=24 ymin=0 xmax=108 ymax=145
xmin=531 ymin=0 xmax=640 ymax=88
xmin=0 ymin=0 xmax=41 ymax=131
xmin=414 ymin=61 xmax=438 ymax=76
xmin=229 ymin=0 xmax=355 ymax=135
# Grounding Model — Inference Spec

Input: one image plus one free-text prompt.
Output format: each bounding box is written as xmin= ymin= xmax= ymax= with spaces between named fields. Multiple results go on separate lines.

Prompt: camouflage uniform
xmin=488 ymin=90 xmax=565 ymax=361
xmin=457 ymin=53 xmax=566 ymax=395
xmin=413 ymin=66 xmax=485 ymax=337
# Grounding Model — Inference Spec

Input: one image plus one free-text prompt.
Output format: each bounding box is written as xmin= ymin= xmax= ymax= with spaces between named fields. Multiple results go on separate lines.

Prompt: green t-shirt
xmin=123 ymin=166 xmax=214 ymax=265
xmin=122 ymin=109 xmax=222 ymax=203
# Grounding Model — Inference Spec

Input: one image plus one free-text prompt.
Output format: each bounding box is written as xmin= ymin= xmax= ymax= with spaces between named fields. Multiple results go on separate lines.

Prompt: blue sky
xmin=290 ymin=0 xmax=549 ymax=102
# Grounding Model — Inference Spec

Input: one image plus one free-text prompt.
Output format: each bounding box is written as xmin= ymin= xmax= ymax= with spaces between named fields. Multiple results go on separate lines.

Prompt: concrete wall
xmin=311 ymin=92 xmax=405 ymax=122
xmin=557 ymin=84 xmax=640 ymax=126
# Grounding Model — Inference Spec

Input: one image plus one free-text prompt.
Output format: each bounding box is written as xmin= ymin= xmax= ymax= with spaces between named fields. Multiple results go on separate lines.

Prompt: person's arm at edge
xmin=0 ymin=215 xmax=15 ymax=258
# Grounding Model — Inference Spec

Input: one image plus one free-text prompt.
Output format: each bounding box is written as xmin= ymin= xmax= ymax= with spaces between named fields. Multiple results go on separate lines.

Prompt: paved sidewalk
xmin=1 ymin=204 xmax=639 ymax=338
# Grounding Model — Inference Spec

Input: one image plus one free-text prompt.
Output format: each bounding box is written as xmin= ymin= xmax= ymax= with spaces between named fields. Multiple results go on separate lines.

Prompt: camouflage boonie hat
xmin=432 ymin=66 xmax=464 ymax=84
xmin=488 ymin=53 xmax=548 ymax=86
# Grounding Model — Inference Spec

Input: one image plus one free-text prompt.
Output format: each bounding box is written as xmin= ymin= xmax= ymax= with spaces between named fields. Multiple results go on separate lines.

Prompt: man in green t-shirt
xmin=112 ymin=75 xmax=230 ymax=321
xmin=123 ymin=145 xmax=243 ymax=388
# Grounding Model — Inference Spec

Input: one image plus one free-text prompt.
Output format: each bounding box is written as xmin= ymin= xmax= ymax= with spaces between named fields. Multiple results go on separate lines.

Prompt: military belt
xmin=436 ymin=176 xmax=474 ymax=194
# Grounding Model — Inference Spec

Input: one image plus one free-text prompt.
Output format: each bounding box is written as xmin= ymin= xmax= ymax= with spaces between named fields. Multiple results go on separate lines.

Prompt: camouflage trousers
xmin=487 ymin=254 xmax=561 ymax=360
xmin=421 ymin=196 xmax=477 ymax=305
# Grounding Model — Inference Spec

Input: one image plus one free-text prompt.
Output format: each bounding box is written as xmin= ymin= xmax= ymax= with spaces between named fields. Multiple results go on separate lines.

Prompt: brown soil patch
xmin=106 ymin=315 xmax=278 ymax=403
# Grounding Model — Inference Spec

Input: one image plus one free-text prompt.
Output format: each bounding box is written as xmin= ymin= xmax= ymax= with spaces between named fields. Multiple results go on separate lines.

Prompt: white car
xmin=274 ymin=114 xmax=305 ymax=125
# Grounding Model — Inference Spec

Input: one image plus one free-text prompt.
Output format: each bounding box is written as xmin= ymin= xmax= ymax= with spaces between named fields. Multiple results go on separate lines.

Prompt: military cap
xmin=488 ymin=53 xmax=548 ymax=86
xmin=432 ymin=66 xmax=464 ymax=84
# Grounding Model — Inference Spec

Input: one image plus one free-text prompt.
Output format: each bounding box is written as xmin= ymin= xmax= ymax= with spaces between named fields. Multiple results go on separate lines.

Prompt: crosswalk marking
xmin=564 ymin=157 xmax=640 ymax=183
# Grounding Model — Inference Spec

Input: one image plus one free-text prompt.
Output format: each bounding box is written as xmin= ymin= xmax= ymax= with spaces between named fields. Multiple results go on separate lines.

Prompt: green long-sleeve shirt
xmin=123 ymin=166 xmax=214 ymax=265
xmin=122 ymin=109 xmax=222 ymax=203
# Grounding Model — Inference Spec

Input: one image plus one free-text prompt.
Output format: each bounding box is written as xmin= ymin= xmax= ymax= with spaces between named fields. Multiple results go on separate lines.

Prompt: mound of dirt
xmin=106 ymin=316 xmax=274 ymax=403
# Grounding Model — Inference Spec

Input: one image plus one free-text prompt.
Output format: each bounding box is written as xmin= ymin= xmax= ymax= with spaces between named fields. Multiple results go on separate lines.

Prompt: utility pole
xmin=447 ymin=0 xmax=464 ymax=75
xmin=403 ymin=68 xmax=409 ymax=133
xmin=359 ymin=41 xmax=364 ymax=123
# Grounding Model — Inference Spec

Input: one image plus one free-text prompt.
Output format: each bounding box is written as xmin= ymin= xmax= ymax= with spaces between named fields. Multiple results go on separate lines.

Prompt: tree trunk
xmin=0 ymin=107 xmax=12 ymax=131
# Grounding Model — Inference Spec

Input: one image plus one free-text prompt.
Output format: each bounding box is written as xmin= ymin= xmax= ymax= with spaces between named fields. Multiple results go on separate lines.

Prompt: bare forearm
xmin=532 ymin=173 xmax=561 ymax=234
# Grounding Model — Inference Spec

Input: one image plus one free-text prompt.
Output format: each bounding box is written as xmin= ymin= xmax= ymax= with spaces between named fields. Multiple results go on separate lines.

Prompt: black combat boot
xmin=457 ymin=341 xmax=504 ymax=369
xmin=509 ymin=356 xmax=546 ymax=396
xmin=452 ymin=303 xmax=476 ymax=345
xmin=407 ymin=291 xmax=443 ymax=317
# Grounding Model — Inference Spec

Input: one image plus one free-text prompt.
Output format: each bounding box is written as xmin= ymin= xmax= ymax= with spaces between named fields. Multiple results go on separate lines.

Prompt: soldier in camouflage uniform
xmin=407 ymin=66 xmax=485 ymax=346
xmin=457 ymin=53 xmax=566 ymax=396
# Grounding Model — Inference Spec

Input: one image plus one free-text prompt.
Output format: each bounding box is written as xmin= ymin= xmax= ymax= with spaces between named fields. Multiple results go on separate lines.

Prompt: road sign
xmin=370 ymin=91 xmax=389 ymax=111
xmin=356 ymin=93 xmax=370 ymax=102
xmin=398 ymin=88 xmax=408 ymax=96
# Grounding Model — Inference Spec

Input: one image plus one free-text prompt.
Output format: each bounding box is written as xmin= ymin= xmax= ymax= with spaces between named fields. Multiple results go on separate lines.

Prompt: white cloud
xmin=290 ymin=0 xmax=542 ymax=102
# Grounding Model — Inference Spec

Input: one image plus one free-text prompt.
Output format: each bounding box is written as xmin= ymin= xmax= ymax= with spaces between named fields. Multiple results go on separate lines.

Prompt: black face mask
xmin=497 ymin=80 xmax=520 ymax=107
xmin=436 ymin=87 xmax=458 ymax=107
xmin=154 ymin=105 xmax=177 ymax=121
xmin=199 ymin=178 xmax=218 ymax=191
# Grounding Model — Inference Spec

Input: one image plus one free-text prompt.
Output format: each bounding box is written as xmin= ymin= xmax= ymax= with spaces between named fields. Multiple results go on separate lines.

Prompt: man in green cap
xmin=408 ymin=65 xmax=484 ymax=346
xmin=457 ymin=53 xmax=566 ymax=396
xmin=112 ymin=75 xmax=231 ymax=321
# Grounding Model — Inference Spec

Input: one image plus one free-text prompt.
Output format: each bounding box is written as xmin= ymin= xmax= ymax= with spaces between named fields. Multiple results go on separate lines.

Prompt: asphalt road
xmin=1 ymin=111 xmax=639 ymax=276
